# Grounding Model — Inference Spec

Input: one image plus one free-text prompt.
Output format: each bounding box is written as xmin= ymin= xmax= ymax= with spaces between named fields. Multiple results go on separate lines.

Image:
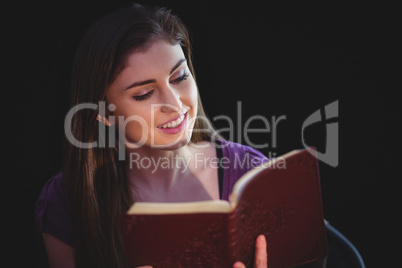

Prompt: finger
xmin=254 ymin=234 xmax=268 ymax=268
xmin=233 ymin=261 xmax=246 ymax=268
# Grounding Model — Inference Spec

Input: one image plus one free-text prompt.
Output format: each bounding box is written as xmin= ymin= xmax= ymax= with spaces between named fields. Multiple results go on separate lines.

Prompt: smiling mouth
xmin=157 ymin=112 xmax=187 ymax=129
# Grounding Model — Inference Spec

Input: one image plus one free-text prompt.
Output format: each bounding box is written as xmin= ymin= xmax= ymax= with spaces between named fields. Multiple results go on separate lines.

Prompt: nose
xmin=159 ymin=86 xmax=183 ymax=114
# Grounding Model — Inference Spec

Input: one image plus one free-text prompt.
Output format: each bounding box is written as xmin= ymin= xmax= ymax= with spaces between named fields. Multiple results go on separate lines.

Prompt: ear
xmin=96 ymin=114 xmax=113 ymax=126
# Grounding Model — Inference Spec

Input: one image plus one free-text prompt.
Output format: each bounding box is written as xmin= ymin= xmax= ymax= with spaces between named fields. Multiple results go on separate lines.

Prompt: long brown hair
xmin=63 ymin=4 xmax=219 ymax=268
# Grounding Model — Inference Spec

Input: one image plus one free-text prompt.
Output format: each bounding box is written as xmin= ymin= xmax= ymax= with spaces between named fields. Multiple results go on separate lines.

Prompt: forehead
xmin=122 ymin=40 xmax=185 ymax=77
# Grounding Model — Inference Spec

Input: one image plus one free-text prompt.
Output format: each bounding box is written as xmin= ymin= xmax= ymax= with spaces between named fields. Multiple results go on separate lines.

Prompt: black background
xmin=4 ymin=0 xmax=400 ymax=267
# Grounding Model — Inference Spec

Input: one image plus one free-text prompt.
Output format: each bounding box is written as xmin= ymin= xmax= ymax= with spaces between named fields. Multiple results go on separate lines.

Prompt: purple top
xmin=35 ymin=140 xmax=268 ymax=247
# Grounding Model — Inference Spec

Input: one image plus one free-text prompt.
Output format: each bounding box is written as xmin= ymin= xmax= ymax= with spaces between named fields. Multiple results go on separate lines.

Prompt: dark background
xmin=4 ymin=0 xmax=400 ymax=267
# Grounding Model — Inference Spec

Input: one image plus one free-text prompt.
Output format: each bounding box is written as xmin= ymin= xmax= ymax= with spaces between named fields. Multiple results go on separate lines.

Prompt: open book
xmin=120 ymin=148 xmax=328 ymax=268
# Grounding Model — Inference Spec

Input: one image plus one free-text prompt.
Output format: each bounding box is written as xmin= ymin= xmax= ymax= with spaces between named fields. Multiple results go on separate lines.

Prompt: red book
xmin=121 ymin=148 xmax=328 ymax=267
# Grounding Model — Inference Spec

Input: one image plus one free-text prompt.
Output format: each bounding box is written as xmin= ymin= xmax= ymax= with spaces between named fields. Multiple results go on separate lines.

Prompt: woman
xmin=36 ymin=4 xmax=269 ymax=268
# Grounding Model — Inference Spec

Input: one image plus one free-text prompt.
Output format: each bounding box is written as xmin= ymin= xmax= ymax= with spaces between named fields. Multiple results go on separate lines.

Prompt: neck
xmin=125 ymin=144 xmax=195 ymax=192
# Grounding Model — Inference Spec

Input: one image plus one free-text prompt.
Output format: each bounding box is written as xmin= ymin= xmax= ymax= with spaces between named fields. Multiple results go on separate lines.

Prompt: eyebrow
xmin=124 ymin=58 xmax=187 ymax=91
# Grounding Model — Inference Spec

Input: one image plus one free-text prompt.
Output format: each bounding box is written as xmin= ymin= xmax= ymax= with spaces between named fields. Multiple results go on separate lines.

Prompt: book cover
xmin=120 ymin=148 xmax=328 ymax=267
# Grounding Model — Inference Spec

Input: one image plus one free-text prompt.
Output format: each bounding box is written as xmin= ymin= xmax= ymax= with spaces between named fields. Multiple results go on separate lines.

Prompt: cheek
xmin=186 ymin=86 xmax=199 ymax=131
xmin=185 ymin=80 xmax=199 ymax=111
xmin=114 ymin=107 xmax=152 ymax=143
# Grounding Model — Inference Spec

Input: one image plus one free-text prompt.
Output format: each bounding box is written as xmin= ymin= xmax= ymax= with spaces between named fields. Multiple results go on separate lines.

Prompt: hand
xmin=233 ymin=234 xmax=268 ymax=268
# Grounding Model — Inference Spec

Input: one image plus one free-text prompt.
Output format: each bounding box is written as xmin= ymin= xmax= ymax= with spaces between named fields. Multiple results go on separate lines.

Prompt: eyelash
xmin=133 ymin=72 xmax=189 ymax=101
xmin=171 ymin=72 xmax=189 ymax=84
xmin=133 ymin=90 xmax=154 ymax=101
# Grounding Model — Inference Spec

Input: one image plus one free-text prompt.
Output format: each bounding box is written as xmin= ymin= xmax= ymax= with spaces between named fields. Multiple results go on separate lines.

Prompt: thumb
xmin=254 ymin=234 xmax=268 ymax=268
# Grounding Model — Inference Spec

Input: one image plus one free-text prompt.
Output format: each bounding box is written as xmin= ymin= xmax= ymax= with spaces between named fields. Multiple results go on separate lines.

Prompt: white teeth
xmin=159 ymin=114 xmax=186 ymax=129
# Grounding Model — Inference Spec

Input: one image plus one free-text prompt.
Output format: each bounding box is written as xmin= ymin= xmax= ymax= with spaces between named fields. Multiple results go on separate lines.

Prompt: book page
xmin=127 ymin=200 xmax=232 ymax=214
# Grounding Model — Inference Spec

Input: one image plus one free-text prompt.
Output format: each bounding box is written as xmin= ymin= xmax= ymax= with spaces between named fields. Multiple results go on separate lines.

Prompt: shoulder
xmin=35 ymin=172 xmax=74 ymax=247
xmin=38 ymin=172 xmax=67 ymax=201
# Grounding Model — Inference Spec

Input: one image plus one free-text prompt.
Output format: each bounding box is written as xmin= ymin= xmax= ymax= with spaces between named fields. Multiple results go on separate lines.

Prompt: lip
xmin=157 ymin=112 xmax=188 ymax=135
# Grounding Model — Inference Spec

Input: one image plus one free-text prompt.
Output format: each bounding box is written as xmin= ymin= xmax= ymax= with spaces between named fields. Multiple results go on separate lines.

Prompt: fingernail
xmin=233 ymin=261 xmax=243 ymax=268
xmin=258 ymin=234 xmax=266 ymax=244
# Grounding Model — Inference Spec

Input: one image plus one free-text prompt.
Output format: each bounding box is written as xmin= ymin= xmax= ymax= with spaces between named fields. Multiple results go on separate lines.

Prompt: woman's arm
xmin=42 ymin=233 xmax=75 ymax=268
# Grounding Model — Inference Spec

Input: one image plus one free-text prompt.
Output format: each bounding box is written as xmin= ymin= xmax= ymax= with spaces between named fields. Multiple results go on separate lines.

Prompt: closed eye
xmin=133 ymin=90 xmax=154 ymax=101
xmin=171 ymin=72 xmax=189 ymax=84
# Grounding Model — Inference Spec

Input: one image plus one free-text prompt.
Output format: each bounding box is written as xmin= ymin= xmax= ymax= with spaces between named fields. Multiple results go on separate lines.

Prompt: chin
xmin=150 ymin=135 xmax=192 ymax=150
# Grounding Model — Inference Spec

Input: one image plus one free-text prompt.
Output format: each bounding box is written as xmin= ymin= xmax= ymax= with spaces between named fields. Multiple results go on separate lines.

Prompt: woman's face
xmin=106 ymin=39 xmax=198 ymax=150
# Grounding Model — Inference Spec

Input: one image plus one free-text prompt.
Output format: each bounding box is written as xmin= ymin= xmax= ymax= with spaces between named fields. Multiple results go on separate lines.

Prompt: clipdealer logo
xmin=302 ymin=100 xmax=339 ymax=167
xmin=64 ymin=100 xmax=339 ymax=167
